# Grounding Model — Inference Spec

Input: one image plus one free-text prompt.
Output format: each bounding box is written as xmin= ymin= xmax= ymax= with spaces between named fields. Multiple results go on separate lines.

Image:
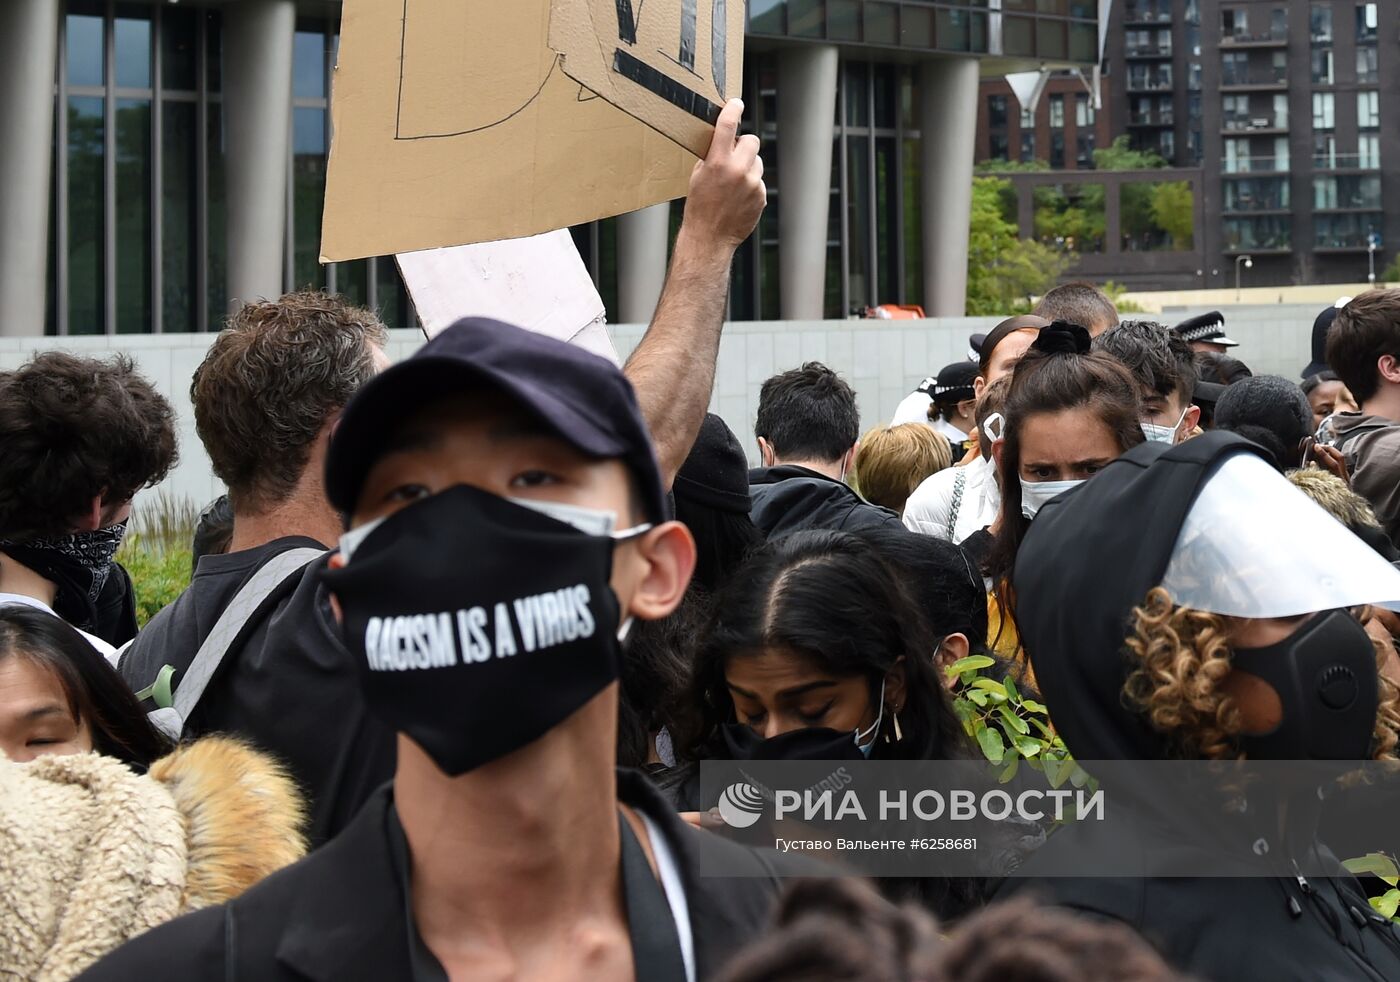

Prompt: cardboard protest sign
xmin=395 ymin=230 xmax=618 ymax=364
xmin=549 ymin=0 xmax=746 ymax=158
xmin=321 ymin=0 xmax=705 ymax=262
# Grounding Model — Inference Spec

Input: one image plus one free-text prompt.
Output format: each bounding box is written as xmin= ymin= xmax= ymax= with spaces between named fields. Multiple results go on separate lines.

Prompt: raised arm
xmin=623 ymin=99 xmax=766 ymax=488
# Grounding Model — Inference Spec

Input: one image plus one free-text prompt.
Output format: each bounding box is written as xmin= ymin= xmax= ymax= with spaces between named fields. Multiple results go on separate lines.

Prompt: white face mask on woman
xmin=1020 ymin=479 xmax=1085 ymax=519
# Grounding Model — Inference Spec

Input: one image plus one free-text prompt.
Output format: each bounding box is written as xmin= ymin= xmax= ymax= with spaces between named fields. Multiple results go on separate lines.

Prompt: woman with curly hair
xmin=999 ymin=431 xmax=1400 ymax=979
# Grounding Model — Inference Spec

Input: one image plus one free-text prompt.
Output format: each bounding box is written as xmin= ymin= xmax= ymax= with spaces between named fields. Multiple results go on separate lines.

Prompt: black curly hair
xmin=0 ymin=353 xmax=177 ymax=539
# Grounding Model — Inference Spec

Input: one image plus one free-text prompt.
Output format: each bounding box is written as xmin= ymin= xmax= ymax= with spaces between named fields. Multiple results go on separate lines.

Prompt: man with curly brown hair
xmin=0 ymin=352 xmax=178 ymax=653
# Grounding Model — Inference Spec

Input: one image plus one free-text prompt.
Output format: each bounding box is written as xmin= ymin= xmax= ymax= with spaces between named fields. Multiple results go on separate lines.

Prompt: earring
xmin=893 ymin=712 xmax=904 ymax=743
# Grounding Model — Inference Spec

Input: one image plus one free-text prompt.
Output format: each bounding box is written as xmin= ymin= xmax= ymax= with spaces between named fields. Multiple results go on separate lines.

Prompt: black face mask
xmin=0 ymin=524 xmax=127 ymax=631
xmin=321 ymin=485 xmax=625 ymax=777
xmin=1229 ymin=609 xmax=1379 ymax=760
xmin=721 ymin=723 xmax=871 ymax=762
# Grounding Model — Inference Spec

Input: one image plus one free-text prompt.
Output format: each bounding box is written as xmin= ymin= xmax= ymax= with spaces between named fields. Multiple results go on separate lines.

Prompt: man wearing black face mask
xmin=79 ymin=318 xmax=819 ymax=982
xmin=0 ymin=353 xmax=178 ymax=652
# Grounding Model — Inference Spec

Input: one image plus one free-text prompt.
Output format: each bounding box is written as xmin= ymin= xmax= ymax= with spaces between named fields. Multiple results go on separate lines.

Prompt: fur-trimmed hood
xmin=0 ymin=737 xmax=306 ymax=981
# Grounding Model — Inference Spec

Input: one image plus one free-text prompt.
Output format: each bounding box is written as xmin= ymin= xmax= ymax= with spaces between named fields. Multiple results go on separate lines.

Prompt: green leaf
xmin=967 ymin=690 xmax=990 ymax=707
xmin=998 ymin=704 xmax=1031 ymax=735
xmin=1044 ymin=758 xmax=1071 ymax=789
xmin=946 ymin=655 xmax=995 ymax=676
xmin=1069 ymin=764 xmax=1091 ymax=788
xmin=977 ymin=725 xmax=1006 ymax=764
xmin=1022 ymin=699 xmax=1048 ymax=715
xmin=1373 ymin=890 xmax=1400 ymax=919
xmin=1343 ymin=853 xmax=1400 ymax=886
xmin=1013 ymin=734 xmax=1045 ymax=758
xmin=971 ymin=677 xmax=1006 ymax=693
xmin=999 ymin=756 xmax=1020 ymax=783
xmin=1003 ymin=676 xmax=1019 ymax=702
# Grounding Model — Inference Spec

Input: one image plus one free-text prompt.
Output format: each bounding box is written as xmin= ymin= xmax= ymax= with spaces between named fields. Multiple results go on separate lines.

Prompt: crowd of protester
xmin=4 ymin=101 xmax=1400 ymax=980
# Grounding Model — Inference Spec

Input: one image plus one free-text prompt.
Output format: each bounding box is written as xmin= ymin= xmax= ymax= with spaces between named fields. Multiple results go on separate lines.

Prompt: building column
xmin=0 ymin=0 xmax=59 ymax=337
xmin=920 ymin=57 xmax=980 ymax=317
xmin=777 ymin=45 xmax=839 ymax=320
xmin=224 ymin=0 xmax=295 ymax=309
xmin=617 ymin=202 xmax=671 ymax=324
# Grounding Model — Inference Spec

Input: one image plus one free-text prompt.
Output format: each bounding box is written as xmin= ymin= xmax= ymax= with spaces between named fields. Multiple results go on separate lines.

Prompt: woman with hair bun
xmin=975 ymin=323 xmax=1145 ymax=675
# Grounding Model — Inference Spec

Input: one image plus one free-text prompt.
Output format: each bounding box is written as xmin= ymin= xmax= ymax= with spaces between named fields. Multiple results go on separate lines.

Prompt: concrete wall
xmin=0 ymin=308 xmax=1321 ymax=515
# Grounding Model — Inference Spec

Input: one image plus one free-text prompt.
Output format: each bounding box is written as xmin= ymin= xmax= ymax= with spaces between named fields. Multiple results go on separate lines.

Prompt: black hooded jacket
xmin=748 ymin=465 xmax=904 ymax=538
xmin=995 ymin=433 xmax=1400 ymax=981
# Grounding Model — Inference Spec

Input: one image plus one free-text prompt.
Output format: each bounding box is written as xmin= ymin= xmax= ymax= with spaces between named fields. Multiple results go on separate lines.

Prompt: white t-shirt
xmin=0 ymin=593 xmax=118 ymax=663
xmin=933 ymin=416 xmax=970 ymax=447
xmin=902 ymin=455 xmax=1001 ymax=543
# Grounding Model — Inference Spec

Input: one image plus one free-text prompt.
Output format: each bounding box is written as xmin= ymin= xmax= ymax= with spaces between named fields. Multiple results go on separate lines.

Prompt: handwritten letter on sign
xmin=549 ymin=0 xmax=746 ymax=157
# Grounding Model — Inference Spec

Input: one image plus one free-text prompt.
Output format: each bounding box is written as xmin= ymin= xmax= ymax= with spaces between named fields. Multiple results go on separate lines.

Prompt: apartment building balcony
xmin=1221 ymin=113 xmax=1287 ymax=135
xmin=1220 ymin=69 xmax=1288 ymax=90
xmin=1126 ymin=42 xmax=1173 ymax=58
xmin=1222 ymin=155 xmax=1289 ymax=175
xmin=1313 ymin=152 xmax=1382 ymax=172
xmin=1314 ymin=213 xmax=1384 ymax=251
xmin=1129 ymin=113 xmax=1175 ymax=127
xmin=1220 ymin=30 xmax=1288 ymax=48
xmin=1123 ymin=3 xmax=1173 ymax=26
xmin=1222 ymin=215 xmax=1292 ymax=253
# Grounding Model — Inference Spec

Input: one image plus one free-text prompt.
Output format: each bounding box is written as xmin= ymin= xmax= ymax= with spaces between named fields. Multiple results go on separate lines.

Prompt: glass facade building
xmin=12 ymin=0 xmax=1098 ymax=336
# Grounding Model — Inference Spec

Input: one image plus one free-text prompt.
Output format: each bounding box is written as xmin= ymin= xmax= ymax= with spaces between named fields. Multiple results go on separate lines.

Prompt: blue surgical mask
xmin=1140 ymin=406 xmax=1188 ymax=445
xmin=1020 ymin=479 xmax=1085 ymax=519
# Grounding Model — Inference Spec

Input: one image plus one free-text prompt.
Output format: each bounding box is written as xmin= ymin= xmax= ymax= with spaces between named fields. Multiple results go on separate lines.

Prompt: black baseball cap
xmin=325 ymin=318 xmax=666 ymax=523
xmin=933 ymin=361 xmax=979 ymax=402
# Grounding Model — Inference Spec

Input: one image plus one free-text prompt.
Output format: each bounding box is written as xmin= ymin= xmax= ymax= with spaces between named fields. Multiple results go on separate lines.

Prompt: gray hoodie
xmin=1331 ymin=411 xmax=1400 ymax=547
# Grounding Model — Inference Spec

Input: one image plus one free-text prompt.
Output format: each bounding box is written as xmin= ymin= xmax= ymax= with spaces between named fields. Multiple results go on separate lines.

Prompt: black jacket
xmin=1001 ymin=434 xmax=1400 ymax=980
xmin=748 ymin=465 xmax=903 ymax=538
xmin=76 ymin=771 xmax=815 ymax=982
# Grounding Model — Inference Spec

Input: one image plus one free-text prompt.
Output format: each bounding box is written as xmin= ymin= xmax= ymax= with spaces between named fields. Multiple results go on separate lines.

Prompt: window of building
xmin=1076 ymin=131 xmax=1097 ymax=167
xmin=1020 ymin=128 xmax=1038 ymax=162
xmin=1224 ymin=177 xmax=1290 ymax=212
xmin=1314 ymin=175 xmax=1382 ymax=210
xmin=1357 ymin=90 xmax=1380 ymax=129
xmin=1311 ymin=47 xmax=1334 ymax=84
xmin=1159 ymin=129 xmax=1175 ymax=161
xmin=1270 ymin=8 xmax=1287 ymax=41
xmin=1311 ymin=3 xmax=1333 ymax=41
xmin=1315 ymin=213 xmax=1382 ymax=249
xmin=1314 ymin=133 xmax=1338 ymax=168
xmin=1356 ymin=3 xmax=1378 ymax=40
xmin=1356 ymin=45 xmax=1378 ymax=83
xmin=1050 ymin=132 xmax=1066 ymax=168
xmin=990 ymin=134 xmax=1010 ymax=160
xmin=1188 ymin=61 xmax=1202 ymax=90
xmin=1222 ymin=7 xmax=1248 ymax=39
xmin=1223 ymin=216 xmax=1291 ymax=251
xmin=1359 ymin=134 xmax=1381 ymax=169
xmin=1074 ymin=96 xmax=1095 ymax=127
xmin=1049 ymin=95 xmax=1065 ymax=128
xmin=1313 ymin=92 xmax=1335 ymax=129
xmin=989 ymin=95 xmax=1008 ymax=128
xmin=1221 ymin=51 xmax=1247 ymax=85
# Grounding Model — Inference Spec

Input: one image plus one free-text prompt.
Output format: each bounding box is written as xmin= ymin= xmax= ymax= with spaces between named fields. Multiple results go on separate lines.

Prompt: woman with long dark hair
xmin=981 ymin=324 xmax=1145 ymax=676
xmin=0 ymin=604 xmax=170 ymax=769
xmin=678 ymin=530 xmax=963 ymax=764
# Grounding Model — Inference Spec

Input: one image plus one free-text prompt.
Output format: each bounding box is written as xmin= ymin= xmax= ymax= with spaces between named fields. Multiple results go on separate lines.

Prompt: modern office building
xmin=974 ymin=0 xmax=1397 ymax=290
xmin=0 ymin=0 xmax=1100 ymax=338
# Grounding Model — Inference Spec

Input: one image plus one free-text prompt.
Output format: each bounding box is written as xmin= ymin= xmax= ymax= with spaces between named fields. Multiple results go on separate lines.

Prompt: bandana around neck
xmin=0 ymin=524 xmax=128 ymax=631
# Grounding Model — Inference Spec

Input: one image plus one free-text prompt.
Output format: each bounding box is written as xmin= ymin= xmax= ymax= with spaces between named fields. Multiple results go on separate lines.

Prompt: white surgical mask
xmin=1140 ymin=406 xmax=1188 ymax=445
xmin=339 ymin=496 xmax=652 ymax=562
xmin=855 ymin=679 xmax=888 ymax=757
xmin=1020 ymin=479 xmax=1085 ymax=519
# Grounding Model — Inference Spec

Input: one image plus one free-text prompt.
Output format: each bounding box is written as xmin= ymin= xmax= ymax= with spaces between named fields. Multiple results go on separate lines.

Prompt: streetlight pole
xmin=1235 ymin=254 xmax=1253 ymax=301
xmin=1369 ymin=233 xmax=1379 ymax=285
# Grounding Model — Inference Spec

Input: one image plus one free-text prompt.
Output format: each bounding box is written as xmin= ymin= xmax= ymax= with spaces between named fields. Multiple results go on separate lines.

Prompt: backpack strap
xmin=147 ymin=547 xmax=324 ymax=741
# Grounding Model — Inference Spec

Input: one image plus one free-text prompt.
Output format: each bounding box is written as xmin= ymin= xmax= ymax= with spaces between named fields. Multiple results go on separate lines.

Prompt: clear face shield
xmin=1159 ymin=454 xmax=1400 ymax=618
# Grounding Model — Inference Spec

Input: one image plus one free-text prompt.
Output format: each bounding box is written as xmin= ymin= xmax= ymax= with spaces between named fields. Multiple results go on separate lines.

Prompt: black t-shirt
xmin=120 ymin=536 xmax=396 ymax=845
